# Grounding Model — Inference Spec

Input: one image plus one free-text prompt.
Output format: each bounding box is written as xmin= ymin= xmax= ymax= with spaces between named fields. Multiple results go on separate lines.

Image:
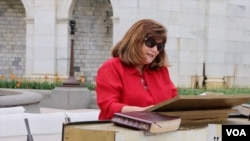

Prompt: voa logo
xmin=226 ymin=129 xmax=246 ymax=136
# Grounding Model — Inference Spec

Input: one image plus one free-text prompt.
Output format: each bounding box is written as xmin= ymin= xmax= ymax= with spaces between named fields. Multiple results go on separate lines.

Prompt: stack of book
xmin=112 ymin=94 xmax=250 ymax=131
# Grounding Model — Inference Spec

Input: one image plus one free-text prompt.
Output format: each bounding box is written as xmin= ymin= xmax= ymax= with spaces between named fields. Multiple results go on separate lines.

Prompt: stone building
xmin=0 ymin=0 xmax=250 ymax=88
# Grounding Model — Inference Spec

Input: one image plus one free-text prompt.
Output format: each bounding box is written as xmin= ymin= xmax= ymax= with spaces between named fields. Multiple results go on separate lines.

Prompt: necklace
xmin=136 ymin=65 xmax=148 ymax=90
xmin=140 ymin=73 xmax=148 ymax=90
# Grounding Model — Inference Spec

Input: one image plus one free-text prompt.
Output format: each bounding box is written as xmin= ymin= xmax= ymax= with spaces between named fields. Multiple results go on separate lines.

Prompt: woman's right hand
xmin=121 ymin=105 xmax=155 ymax=113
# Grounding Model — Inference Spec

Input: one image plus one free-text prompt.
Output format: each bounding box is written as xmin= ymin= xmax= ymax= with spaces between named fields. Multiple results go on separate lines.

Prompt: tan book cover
xmin=145 ymin=94 xmax=250 ymax=124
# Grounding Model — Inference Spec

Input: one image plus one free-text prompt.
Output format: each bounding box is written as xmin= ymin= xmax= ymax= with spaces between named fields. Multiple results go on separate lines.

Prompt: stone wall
xmin=72 ymin=0 xmax=113 ymax=83
xmin=0 ymin=0 xmax=250 ymax=88
xmin=0 ymin=0 xmax=112 ymax=85
xmin=110 ymin=0 xmax=250 ymax=88
xmin=0 ymin=0 xmax=25 ymax=77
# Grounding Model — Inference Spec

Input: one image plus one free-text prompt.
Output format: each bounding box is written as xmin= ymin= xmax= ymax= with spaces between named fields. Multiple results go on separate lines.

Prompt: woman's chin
xmin=144 ymin=59 xmax=154 ymax=64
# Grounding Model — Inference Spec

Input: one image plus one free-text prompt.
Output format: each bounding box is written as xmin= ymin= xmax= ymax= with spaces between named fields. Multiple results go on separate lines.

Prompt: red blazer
xmin=96 ymin=57 xmax=178 ymax=119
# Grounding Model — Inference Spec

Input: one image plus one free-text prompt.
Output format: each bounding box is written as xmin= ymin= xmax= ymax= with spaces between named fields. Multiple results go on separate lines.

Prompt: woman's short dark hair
xmin=112 ymin=19 xmax=169 ymax=69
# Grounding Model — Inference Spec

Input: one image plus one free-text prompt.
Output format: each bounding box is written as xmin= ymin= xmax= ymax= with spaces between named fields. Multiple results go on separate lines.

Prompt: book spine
xmin=113 ymin=113 xmax=153 ymax=124
xmin=112 ymin=115 xmax=151 ymax=131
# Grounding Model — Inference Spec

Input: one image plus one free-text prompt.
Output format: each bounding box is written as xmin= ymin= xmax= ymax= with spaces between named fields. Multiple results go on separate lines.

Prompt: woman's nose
xmin=152 ymin=45 xmax=158 ymax=52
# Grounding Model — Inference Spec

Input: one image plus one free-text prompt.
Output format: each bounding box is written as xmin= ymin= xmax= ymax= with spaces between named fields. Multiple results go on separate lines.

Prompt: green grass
xmin=0 ymin=80 xmax=62 ymax=90
xmin=177 ymin=87 xmax=250 ymax=95
xmin=1 ymin=78 xmax=250 ymax=96
xmin=177 ymin=87 xmax=250 ymax=104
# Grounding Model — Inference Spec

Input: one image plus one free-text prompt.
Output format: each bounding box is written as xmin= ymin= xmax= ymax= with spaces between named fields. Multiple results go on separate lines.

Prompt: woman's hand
xmin=121 ymin=105 xmax=155 ymax=113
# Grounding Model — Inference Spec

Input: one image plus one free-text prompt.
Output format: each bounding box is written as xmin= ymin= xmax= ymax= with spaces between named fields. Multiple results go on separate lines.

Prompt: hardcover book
xmin=144 ymin=94 xmax=250 ymax=125
xmin=111 ymin=111 xmax=181 ymax=134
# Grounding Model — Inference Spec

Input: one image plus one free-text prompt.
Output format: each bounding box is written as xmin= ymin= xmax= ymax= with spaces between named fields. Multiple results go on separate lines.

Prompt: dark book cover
xmin=111 ymin=111 xmax=181 ymax=133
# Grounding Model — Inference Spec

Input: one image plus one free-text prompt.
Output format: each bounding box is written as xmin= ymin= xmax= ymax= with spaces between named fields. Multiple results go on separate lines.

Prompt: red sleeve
xmin=165 ymin=67 xmax=178 ymax=97
xmin=96 ymin=61 xmax=126 ymax=120
xmin=167 ymin=68 xmax=178 ymax=98
xmin=171 ymin=80 xmax=178 ymax=97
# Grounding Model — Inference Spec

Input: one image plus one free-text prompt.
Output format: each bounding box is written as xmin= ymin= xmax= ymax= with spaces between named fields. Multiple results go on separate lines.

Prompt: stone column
xmin=111 ymin=16 xmax=120 ymax=47
xmin=55 ymin=18 xmax=70 ymax=77
xmin=32 ymin=0 xmax=57 ymax=74
xmin=25 ymin=18 xmax=34 ymax=75
xmin=22 ymin=0 xmax=35 ymax=76
xmin=56 ymin=0 xmax=75 ymax=77
xmin=23 ymin=0 xmax=74 ymax=80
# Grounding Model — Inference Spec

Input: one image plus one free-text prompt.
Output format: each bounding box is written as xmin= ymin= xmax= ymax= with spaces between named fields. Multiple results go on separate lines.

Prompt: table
xmin=62 ymin=118 xmax=249 ymax=141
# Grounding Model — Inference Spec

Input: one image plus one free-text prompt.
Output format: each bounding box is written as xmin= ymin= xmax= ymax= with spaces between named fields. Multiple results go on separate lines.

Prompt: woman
xmin=96 ymin=19 xmax=178 ymax=120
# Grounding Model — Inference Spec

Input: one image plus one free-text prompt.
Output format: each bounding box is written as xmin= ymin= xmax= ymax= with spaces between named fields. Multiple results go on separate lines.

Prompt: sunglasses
xmin=144 ymin=37 xmax=165 ymax=52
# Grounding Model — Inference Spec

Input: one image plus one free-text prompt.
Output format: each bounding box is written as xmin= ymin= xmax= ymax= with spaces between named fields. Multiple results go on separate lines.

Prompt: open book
xmin=145 ymin=94 xmax=250 ymax=125
xmin=111 ymin=111 xmax=181 ymax=134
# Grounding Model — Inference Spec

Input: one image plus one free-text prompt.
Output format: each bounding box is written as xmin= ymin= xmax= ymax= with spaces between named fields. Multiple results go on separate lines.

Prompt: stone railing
xmin=0 ymin=89 xmax=43 ymax=113
xmin=0 ymin=87 xmax=98 ymax=113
